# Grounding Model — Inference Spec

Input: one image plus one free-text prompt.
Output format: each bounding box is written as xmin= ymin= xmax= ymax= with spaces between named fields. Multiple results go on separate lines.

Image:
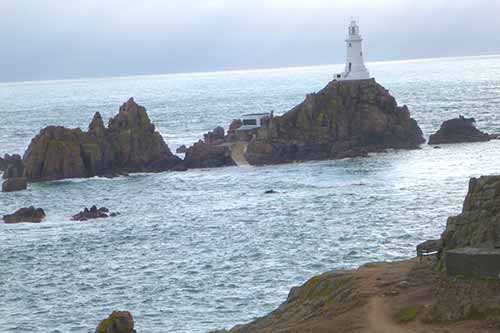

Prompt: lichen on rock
xmin=22 ymin=98 xmax=183 ymax=181
xmin=243 ymin=79 xmax=425 ymax=165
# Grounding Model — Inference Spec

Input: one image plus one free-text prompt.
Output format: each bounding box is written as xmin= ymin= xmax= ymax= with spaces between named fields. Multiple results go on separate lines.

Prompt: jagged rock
xmin=95 ymin=311 xmax=136 ymax=333
xmin=1 ymin=154 xmax=24 ymax=179
xmin=71 ymin=205 xmax=116 ymax=221
xmin=3 ymin=206 xmax=45 ymax=223
xmin=204 ymin=126 xmax=225 ymax=145
xmin=428 ymin=116 xmax=490 ymax=144
xmin=176 ymin=144 xmax=187 ymax=154
xmin=184 ymin=140 xmax=235 ymax=169
xmin=243 ymin=79 xmax=425 ymax=165
xmin=2 ymin=177 xmax=27 ymax=192
xmin=23 ymin=98 xmax=183 ymax=181
xmin=226 ymin=119 xmax=242 ymax=141
xmin=440 ymin=175 xmax=500 ymax=250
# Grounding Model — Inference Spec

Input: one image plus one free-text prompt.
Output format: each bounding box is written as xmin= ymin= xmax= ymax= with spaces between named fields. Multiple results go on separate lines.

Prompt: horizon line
xmin=1 ymin=53 xmax=499 ymax=86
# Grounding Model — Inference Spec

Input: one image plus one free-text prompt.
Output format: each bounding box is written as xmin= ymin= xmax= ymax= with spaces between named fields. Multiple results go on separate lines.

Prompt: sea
xmin=1 ymin=55 xmax=500 ymax=332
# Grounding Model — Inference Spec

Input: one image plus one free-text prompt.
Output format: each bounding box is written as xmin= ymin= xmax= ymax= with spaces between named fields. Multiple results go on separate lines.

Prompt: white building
xmin=238 ymin=113 xmax=270 ymax=130
xmin=335 ymin=20 xmax=370 ymax=81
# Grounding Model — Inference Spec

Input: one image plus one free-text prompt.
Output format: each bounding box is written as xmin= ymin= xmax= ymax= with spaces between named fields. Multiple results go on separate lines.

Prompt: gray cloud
xmin=1 ymin=0 xmax=499 ymax=82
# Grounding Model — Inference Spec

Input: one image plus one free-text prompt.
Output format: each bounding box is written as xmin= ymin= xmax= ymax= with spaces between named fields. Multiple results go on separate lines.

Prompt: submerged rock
xmin=2 ymin=177 xmax=27 ymax=192
xmin=243 ymin=79 xmax=425 ymax=165
xmin=71 ymin=205 xmax=117 ymax=221
xmin=95 ymin=311 xmax=136 ymax=333
xmin=264 ymin=189 xmax=279 ymax=194
xmin=23 ymin=98 xmax=183 ymax=182
xmin=3 ymin=206 xmax=45 ymax=223
xmin=428 ymin=116 xmax=490 ymax=144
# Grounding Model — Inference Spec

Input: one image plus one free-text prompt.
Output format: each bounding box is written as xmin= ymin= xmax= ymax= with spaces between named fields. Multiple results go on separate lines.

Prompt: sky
xmin=1 ymin=0 xmax=500 ymax=82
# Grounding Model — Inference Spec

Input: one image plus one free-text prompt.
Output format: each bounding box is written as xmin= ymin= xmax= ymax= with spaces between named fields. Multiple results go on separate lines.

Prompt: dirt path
xmin=230 ymin=142 xmax=249 ymax=166
xmin=366 ymin=297 xmax=401 ymax=333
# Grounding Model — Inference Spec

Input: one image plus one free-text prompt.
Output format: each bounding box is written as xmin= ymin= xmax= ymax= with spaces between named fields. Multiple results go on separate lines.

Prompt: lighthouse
xmin=336 ymin=20 xmax=370 ymax=81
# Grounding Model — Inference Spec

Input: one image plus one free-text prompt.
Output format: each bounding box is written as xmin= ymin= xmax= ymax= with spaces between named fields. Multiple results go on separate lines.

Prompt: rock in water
xmin=243 ymin=79 xmax=425 ymax=165
xmin=95 ymin=311 xmax=136 ymax=333
xmin=203 ymin=126 xmax=225 ymax=145
xmin=71 ymin=205 xmax=116 ymax=221
xmin=3 ymin=206 xmax=45 ymax=223
xmin=184 ymin=140 xmax=236 ymax=169
xmin=2 ymin=177 xmax=27 ymax=192
xmin=23 ymin=98 xmax=183 ymax=181
xmin=1 ymin=154 xmax=24 ymax=179
xmin=428 ymin=116 xmax=491 ymax=144
xmin=176 ymin=144 xmax=187 ymax=154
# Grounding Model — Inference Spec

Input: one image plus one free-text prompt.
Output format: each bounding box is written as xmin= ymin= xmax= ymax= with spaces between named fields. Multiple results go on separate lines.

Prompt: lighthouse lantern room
xmin=336 ymin=20 xmax=370 ymax=81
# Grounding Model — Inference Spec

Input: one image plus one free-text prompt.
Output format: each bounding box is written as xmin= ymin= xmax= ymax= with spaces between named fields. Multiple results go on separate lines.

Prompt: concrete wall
xmin=445 ymin=247 xmax=500 ymax=279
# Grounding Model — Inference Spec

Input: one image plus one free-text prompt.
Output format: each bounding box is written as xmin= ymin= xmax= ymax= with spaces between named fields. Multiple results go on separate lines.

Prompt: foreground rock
xmin=214 ymin=258 xmax=500 ymax=333
xmin=3 ymin=206 xmax=45 ymax=223
xmin=71 ymin=205 xmax=118 ymax=221
xmin=214 ymin=177 xmax=500 ymax=332
xmin=440 ymin=175 xmax=500 ymax=250
xmin=243 ymin=79 xmax=425 ymax=165
xmin=428 ymin=116 xmax=491 ymax=144
xmin=95 ymin=311 xmax=136 ymax=333
xmin=23 ymin=98 xmax=183 ymax=182
xmin=2 ymin=177 xmax=27 ymax=192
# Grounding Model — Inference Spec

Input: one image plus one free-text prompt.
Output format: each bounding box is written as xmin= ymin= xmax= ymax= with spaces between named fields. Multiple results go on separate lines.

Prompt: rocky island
xmin=428 ymin=116 xmax=491 ymax=144
xmin=22 ymin=98 xmax=183 ymax=182
xmin=243 ymin=79 xmax=425 ymax=164
xmin=183 ymin=78 xmax=426 ymax=168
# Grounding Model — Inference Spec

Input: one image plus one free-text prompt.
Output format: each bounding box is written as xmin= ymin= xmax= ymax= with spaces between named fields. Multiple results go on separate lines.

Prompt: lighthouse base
xmin=335 ymin=69 xmax=371 ymax=81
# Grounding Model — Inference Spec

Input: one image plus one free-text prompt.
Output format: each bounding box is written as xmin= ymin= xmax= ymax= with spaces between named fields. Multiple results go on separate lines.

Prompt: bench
xmin=416 ymin=239 xmax=442 ymax=259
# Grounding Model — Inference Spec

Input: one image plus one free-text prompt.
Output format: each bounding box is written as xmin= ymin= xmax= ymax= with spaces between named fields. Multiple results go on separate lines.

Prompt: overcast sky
xmin=1 ymin=0 xmax=500 ymax=82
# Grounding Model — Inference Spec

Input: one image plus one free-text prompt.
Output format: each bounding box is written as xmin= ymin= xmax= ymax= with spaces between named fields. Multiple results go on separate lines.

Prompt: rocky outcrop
xmin=71 ymin=205 xmax=118 ymax=221
xmin=184 ymin=140 xmax=235 ymax=169
xmin=1 ymin=154 xmax=24 ymax=179
xmin=226 ymin=119 xmax=242 ymax=141
xmin=204 ymin=126 xmax=225 ymax=145
xmin=440 ymin=175 xmax=500 ymax=250
xmin=95 ymin=311 xmax=136 ymax=333
xmin=428 ymin=116 xmax=491 ymax=144
xmin=176 ymin=145 xmax=187 ymax=154
xmin=2 ymin=177 xmax=27 ymax=192
xmin=242 ymin=79 xmax=424 ymax=165
xmin=184 ymin=126 xmax=236 ymax=169
xmin=215 ymin=258 xmax=500 ymax=333
xmin=3 ymin=206 xmax=45 ymax=223
xmin=23 ymin=98 xmax=183 ymax=181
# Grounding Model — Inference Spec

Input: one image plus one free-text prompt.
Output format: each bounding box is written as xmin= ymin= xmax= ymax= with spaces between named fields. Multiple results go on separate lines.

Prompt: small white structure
xmin=238 ymin=113 xmax=270 ymax=130
xmin=335 ymin=20 xmax=370 ymax=81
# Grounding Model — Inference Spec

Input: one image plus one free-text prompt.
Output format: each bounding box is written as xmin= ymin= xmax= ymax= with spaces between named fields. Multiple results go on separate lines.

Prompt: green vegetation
xmin=394 ymin=307 xmax=418 ymax=323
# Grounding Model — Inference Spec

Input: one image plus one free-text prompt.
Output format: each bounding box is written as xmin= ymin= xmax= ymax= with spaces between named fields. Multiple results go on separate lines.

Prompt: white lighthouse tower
xmin=336 ymin=20 xmax=370 ymax=81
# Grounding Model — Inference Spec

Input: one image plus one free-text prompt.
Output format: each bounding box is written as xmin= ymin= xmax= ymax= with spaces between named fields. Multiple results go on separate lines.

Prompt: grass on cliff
xmin=394 ymin=307 xmax=418 ymax=323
